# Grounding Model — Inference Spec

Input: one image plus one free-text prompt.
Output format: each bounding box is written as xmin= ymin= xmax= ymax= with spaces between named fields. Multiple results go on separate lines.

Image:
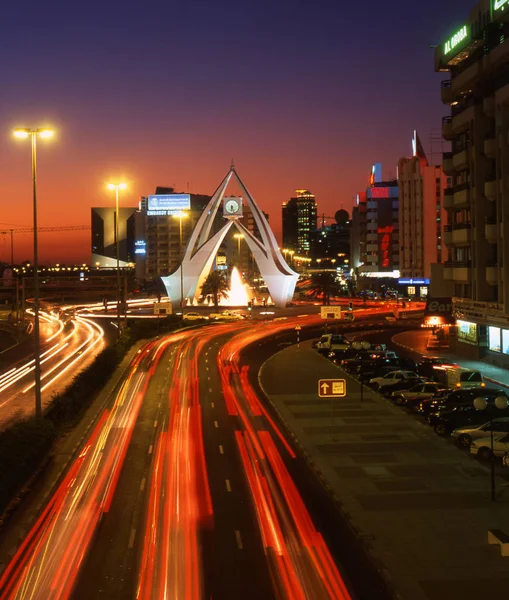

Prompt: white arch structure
xmin=161 ymin=166 xmax=299 ymax=308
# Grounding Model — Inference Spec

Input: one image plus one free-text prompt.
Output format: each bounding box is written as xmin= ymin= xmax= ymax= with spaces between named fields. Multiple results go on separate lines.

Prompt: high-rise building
xmin=282 ymin=189 xmax=317 ymax=254
xmin=91 ymin=207 xmax=137 ymax=268
xmin=310 ymin=209 xmax=351 ymax=267
xmin=398 ymin=131 xmax=449 ymax=280
xmin=436 ymin=1 xmax=509 ymax=361
xmin=352 ymin=164 xmax=399 ymax=278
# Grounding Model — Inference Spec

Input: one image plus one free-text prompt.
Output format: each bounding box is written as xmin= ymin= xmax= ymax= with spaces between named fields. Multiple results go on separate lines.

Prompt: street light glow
xmin=13 ymin=129 xmax=29 ymax=139
xmin=39 ymin=129 xmax=54 ymax=139
xmin=107 ymin=182 xmax=127 ymax=191
xmin=13 ymin=128 xmax=55 ymax=139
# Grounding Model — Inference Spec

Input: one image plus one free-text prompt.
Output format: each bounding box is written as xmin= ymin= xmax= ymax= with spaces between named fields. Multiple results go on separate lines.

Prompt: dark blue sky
xmin=0 ymin=0 xmax=467 ymax=261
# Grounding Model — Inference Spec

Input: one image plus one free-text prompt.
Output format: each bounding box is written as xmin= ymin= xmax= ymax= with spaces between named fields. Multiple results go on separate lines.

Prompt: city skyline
xmin=0 ymin=0 xmax=465 ymax=262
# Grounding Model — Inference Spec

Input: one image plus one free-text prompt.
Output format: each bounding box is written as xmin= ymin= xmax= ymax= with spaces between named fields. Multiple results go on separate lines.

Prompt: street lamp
xmin=289 ymin=250 xmax=295 ymax=266
xmin=173 ymin=211 xmax=188 ymax=309
xmin=13 ymin=126 xmax=55 ymax=419
xmin=107 ymin=182 xmax=127 ymax=336
xmin=473 ymin=395 xmax=509 ymax=501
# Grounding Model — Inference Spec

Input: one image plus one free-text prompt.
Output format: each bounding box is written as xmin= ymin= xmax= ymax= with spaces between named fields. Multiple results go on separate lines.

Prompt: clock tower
xmin=223 ymin=196 xmax=243 ymax=218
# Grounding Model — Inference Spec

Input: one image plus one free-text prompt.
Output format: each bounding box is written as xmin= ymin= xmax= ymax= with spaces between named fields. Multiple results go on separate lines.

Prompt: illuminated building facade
xmin=91 ymin=207 xmax=136 ymax=268
xmin=352 ymin=164 xmax=399 ymax=278
xmin=309 ymin=209 xmax=350 ymax=266
xmin=436 ymin=0 xmax=509 ymax=362
xmin=398 ymin=131 xmax=449 ymax=280
xmin=282 ymin=189 xmax=317 ymax=254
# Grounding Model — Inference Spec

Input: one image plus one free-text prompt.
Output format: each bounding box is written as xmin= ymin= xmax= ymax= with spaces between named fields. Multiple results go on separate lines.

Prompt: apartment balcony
xmin=484 ymin=179 xmax=498 ymax=200
xmin=453 ymin=183 xmax=470 ymax=208
xmin=484 ymin=137 xmax=497 ymax=158
xmin=444 ymin=261 xmax=472 ymax=282
xmin=443 ymin=188 xmax=454 ymax=209
xmin=452 ymin=104 xmax=475 ymax=133
xmin=443 ymin=226 xmax=453 ymax=247
xmin=485 ymin=220 xmax=499 ymax=242
xmin=451 ymin=61 xmax=481 ymax=96
xmin=441 ymin=80 xmax=453 ymax=104
xmin=486 ymin=265 xmax=498 ymax=285
xmin=452 ymin=223 xmax=471 ymax=245
xmin=452 ymin=149 xmax=468 ymax=171
xmin=442 ymin=116 xmax=453 ymax=140
xmin=442 ymin=152 xmax=454 ymax=175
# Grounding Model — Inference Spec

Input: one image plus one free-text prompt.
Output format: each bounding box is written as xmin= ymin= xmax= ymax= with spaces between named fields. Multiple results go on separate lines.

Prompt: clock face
xmin=225 ymin=200 xmax=239 ymax=214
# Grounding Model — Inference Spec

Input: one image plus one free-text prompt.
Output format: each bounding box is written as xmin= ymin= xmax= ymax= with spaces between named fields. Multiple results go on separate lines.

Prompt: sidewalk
xmin=260 ymin=342 xmax=509 ymax=600
xmin=393 ymin=329 xmax=509 ymax=389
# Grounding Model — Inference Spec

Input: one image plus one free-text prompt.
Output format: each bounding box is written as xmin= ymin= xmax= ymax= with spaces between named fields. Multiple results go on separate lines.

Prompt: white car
xmin=209 ymin=310 xmax=245 ymax=320
xmin=369 ymin=370 xmax=418 ymax=391
xmin=183 ymin=312 xmax=208 ymax=321
xmin=470 ymin=433 xmax=509 ymax=460
xmin=451 ymin=418 xmax=509 ymax=448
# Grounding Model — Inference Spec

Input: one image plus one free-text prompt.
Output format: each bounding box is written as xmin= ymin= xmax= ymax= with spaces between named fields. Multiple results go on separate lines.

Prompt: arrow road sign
xmin=318 ymin=379 xmax=346 ymax=398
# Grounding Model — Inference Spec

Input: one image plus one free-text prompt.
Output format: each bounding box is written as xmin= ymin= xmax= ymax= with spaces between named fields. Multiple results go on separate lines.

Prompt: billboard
xmin=147 ymin=194 xmax=191 ymax=214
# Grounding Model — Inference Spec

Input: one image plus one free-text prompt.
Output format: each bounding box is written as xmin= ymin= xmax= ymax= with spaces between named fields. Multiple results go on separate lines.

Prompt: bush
xmin=0 ymin=418 xmax=56 ymax=514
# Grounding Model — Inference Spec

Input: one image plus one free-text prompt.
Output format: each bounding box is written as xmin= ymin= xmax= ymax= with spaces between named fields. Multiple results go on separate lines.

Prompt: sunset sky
xmin=0 ymin=0 xmax=466 ymax=264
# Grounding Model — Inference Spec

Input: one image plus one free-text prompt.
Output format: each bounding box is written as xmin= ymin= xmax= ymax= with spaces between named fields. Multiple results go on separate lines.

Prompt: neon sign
xmin=494 ymin=0 xmax=509 ymax=10
xmin=444 ymin=25 xmax=468 ymax=54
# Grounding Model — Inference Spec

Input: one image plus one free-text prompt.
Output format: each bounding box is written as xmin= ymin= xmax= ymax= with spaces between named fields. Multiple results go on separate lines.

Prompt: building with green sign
xmin=436 ymin=0 xmax=509 ymax=365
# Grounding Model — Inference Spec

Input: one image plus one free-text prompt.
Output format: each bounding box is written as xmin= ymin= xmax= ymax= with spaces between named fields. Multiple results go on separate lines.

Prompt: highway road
xmin=0 ymin=310 xmax=105 ymax=429
xmin=0 ymin=307 xmax=410 ymax=599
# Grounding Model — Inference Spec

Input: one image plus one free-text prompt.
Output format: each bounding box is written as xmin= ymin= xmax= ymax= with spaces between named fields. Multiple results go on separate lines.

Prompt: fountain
xmin=220 ymin=266 xmax=250 ymax=306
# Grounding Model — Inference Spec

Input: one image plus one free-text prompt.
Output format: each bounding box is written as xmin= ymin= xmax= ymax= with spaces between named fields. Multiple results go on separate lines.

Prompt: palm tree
xmin=309 ymin=272 xmax=338 ymax=305
xmin=200 ymin=270 xmax=230 ymax=308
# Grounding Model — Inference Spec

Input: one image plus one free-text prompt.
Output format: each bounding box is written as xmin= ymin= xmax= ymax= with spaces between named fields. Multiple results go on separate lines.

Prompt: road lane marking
xmin=153 ymin=420 xmax=158 ymax=428
xmin=128 ymin=528 xmax=136 ymax=549
xmin=209 ymin=388 xmax=213 ymax=392
xmin=214 ymin=421 xmax=219 ymax=428
xmin=148 ymin=445 xmax=153 ymax=454
xmin=208 ymin=376 xmax=211 ymax=381
xmin=140 ymin=478 xmax=146 ymax=491
xmin=219 ymin=445 xmax=224 ymax=454
xmin=225 ymin=479 xmax=232 ymax=492
xmin=211 ymin=402 xmax=215 ymax=408
xmin=235 ymin=530 xmax=243 ymax=550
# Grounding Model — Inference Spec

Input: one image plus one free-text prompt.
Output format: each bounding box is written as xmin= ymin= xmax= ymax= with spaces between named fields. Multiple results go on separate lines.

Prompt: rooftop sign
xmin=444 ymin=25 xmax=468 ymax=55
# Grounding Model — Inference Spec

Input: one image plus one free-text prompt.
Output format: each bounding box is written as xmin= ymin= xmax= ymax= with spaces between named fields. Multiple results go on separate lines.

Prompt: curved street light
xmin=107 ymin=183 xmax=127 ymax=336
xmin=13 ymin=127 xmax=55 ymax=418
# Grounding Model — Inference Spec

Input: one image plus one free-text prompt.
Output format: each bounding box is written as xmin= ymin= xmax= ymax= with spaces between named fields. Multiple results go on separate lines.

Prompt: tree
xmin=309 ymin=272 xmax=338 ymax=305
xmin=200 ymin=270 xmax=230 ymax=308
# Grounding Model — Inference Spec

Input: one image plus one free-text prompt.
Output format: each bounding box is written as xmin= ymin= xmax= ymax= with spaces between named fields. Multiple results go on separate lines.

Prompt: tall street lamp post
xmin=173 ymin=211 xmax=188 ymax=310
xmin=107 ymin=183 xmax=127 ymax=337
xmin=13 ymin=127 xmax=55 ymax=419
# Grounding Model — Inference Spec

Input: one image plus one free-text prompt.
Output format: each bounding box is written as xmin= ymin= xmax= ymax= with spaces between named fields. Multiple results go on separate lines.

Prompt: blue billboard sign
xmin=398 ymin=278 xmax=430 ymax=285
xmin=147 ymin=194 xmax=191 ymax=213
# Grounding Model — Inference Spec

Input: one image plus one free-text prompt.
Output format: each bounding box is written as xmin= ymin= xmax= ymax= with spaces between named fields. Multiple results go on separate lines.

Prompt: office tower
xmin=282 ymin=189 xmax=317 ymax=254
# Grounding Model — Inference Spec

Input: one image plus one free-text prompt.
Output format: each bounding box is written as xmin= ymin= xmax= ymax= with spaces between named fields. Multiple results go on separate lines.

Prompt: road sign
xmin=154 ymin=302 xmax=172 ymax=315
xmin=318 ymin=379 xmax=347 ymax=398
xmin=320 ymin=306 xmax=342 ymax=320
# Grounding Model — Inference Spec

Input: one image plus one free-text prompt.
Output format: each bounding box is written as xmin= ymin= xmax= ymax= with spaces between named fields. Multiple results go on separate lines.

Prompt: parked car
xmin=183 ymin=312 xmax=209 ymax=321
xmin=470 ymin=433 xmax=509 ymax=460
xmin=451 ymin=418 xmax=509 ymax=448
xmin=314 ymin=333 xmax=351 ymax=354
xmin=391 ymin=382 xmax=446 ymax=407
xmin=380 ymin=376 xmax=426 ymax=397
xmin=423 ymin=388 xmax=508 ymax=423
xmin=434 ymin=366 xmax=485 ymax=390
xmin=355 ymin=363 xmax=401 ymax=380
xmin=416 ymin=357 xmax=459 ymax=380
xmin=369 ymin=370 xmax=419 ymax=391
xmin=342 ymin=351 xmax=398 ymax=373
xmin=433 ymin=402 xmax=509 ymax=436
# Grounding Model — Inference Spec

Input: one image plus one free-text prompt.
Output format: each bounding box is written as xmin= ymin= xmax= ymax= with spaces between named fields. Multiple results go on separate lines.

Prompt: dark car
xmin=341 ymin=351 xmax=395 ymax=373
xmin=422 ymin=387 xmax=508 ymax=423
xmin=433 ymin=401 xmax=509 ymax=436
xmin=416 ymin=357 xmax=459 ymax=380
xmin=355 ymin=363 xmax=401 ymax=380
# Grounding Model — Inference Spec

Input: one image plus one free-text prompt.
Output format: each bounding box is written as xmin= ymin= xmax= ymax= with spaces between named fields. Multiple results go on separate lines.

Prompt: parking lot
xmin=260 ymin=333 xmax=509 ymax=600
